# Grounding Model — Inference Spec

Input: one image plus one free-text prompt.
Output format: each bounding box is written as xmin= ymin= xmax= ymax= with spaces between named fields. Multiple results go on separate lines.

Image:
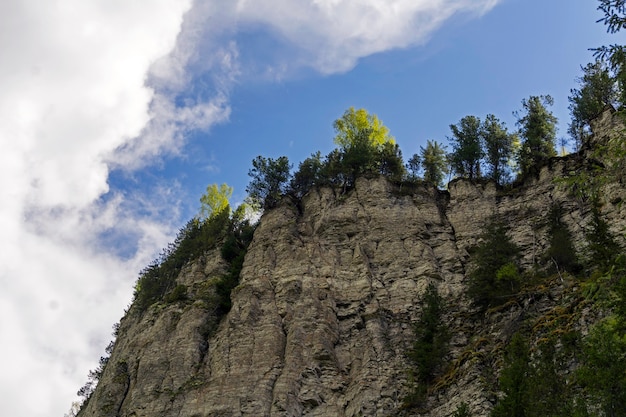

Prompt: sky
xmin=0 ymin=0 xmax=621 ymax=416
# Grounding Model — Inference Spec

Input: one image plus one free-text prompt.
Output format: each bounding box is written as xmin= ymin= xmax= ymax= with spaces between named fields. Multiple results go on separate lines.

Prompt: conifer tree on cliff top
xmin=515 ymin=95 xmax=558 ymax=178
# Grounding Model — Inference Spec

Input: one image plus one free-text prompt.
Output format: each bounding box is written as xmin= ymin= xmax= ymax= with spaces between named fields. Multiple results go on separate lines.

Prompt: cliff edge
xmin=78 ymin=109 xmax=625 ymax=417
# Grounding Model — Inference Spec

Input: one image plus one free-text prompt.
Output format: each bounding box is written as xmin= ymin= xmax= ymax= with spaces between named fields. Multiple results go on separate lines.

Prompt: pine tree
xmin=568 ymin=60 xmax=617 ymax=149
xmin=449 ymin=115 xmax=483 ymax=180
xmin=515 ymin=95 xmax=558 ymax=178
xmin=482 ymin=114 xmax=517 ymax=185
xmin=491 ymin=333 xmax=530 ymax=417
xmin=420 ymin=140 xmax=449 ymax=187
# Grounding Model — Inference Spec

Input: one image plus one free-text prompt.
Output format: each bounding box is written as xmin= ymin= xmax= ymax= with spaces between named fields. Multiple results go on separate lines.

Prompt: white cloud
xmin=110 ymin=92 xmax=231 ymax=169
xmin=231 ymin=0 xmax=500 ymax=74
xmin=0 ymin=0 xmax=501 ymax=416
xmin=0 ymin=1 xmax=192 ymax=416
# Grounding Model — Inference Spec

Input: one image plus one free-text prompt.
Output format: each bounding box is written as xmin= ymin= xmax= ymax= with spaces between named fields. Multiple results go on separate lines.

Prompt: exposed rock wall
xmin=79 ymin=111 xmax=625 ymax=417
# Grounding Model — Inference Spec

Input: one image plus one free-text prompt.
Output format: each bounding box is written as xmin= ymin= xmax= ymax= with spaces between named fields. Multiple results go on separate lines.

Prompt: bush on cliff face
xmin=133 ymin=205 xmax=255 ymax=315
xmin=450 ymin=403 xmax=471 ymax=417
xmin=488 ymin=253 xmax=626 ymax=416
xmin=133 ymin=210 xmax=230 ymax=313
xmin=216 ymin=216 xmax=255 ymax=315
xmin=409 ymin=283 xmax=449 ymax=384
xmin=491 ymin=333 xmax=531 ymax=417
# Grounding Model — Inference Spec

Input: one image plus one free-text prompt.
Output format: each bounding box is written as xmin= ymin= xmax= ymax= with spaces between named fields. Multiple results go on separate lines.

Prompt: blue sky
xmin=110 ymin=0 xmax=620 ymax=224
xmin=0 ymin=1 xmax=621 ymax=416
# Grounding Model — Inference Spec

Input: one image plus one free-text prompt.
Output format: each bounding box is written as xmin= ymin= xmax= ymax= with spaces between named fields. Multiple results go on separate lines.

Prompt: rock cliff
xmin=78 ymin=110 xmax=625 ymax=417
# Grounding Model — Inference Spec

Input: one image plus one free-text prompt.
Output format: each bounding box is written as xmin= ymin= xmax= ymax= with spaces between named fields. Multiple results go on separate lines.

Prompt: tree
xmin=420 ymin=140 xmax=449 ymax=188
xmin=449 ymin=115 xmax=483 ymax=180
xmin=594 ymin=0 xmax=626 ymax=107
xmin=405 ymin=283 xmax=449 ymax=407
xmin=409 ymin=283 xmax=449 ymax=385
xmin=406 ymin=153 xmax=421 ymax=181
xmin=326 ymin=108 xmax=405 ymax=190
xmin=515 ymin=95 xmax=558 ymax=177
xmin=578 ymin=320 xmax=626 ymax=417
xmin=134 ymin=212 xmax=231 ymax=313
xmin=597 ymin=0 xmax=626 ymax=32
xmin=492 ymin=335 xmax=576 ymax=417
xmin=568 ymin=60 xmax=617 ymax=149
xmin=585 ymin=206 xmax=622 ymax=271
xmin=378 ymin=140 xmax=406 ymax=181
xmin=544 ymin=204 xmax=581 ymax=274
xmin=468 ymin=218 xmax=521 ymax=308
xmin=289 ymin=151 xmax=324 ymax=198
xmin=246 ymin=156 xmax=291 ymax=209
xmin=526 ymin=342 xmax=575 ymax=417
xmin=199 ymin=183 xmax=233 ymax=220
xmin=482 ymin=114 xmax=517 ymax=185
xmin=319 ymin=148 xmax=345 ymax=187
xmin=491 ymin=333 xmax=531 ymax=417
xmin=333 ymin=107 xmax=394 ymax=150
xmin=340 ymin=128 xmax=379 ymax=186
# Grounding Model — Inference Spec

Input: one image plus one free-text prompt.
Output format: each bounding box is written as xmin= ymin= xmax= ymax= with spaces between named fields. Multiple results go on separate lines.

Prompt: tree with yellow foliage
xmin=333 ymin=107 xmax=395 ymax=150
xmin=199 ymin=183 xmax=233 ymax=220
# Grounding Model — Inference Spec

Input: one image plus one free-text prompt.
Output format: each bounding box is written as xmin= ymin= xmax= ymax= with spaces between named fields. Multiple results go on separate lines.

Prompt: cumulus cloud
xmin=112 ymin=0 xmax=503 ymax=171
xmin=234 ymin=0 xmax=500 ymax=74
xmin=0 ymin=0 xmax=500 ymax=416
xmin=0 ymin=1 xmax=192 ymax=416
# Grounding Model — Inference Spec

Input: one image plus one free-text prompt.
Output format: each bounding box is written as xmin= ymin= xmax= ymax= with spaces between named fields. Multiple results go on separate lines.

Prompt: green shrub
xmin=216 ymin=216 xmax=255 ymax=316
xmin=133 ymin=209 xmax=231 ymax=314
xmin=526 ymin=342 xmax=575 ymax=417
xmin=450 ymin=402 xmax=471 ymax=417
xmin=409 ymin=283 xmax=449 ymax=383
xmin=492 ymin=334 xmax=577 ymax=417
xmin=496 ymin=262 xmax=520 ymax=287
xmin=164 ymin=284 xmax=188 ymax=303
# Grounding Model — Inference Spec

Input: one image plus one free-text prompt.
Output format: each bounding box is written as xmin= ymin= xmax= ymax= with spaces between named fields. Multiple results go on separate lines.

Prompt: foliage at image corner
xmin=484 ymin=205 xmax=626 ymax=417
xmin=489 ymin=256 xmax=626 ymax=417
xmin=463 ymin=185 xmax=626 ymax=415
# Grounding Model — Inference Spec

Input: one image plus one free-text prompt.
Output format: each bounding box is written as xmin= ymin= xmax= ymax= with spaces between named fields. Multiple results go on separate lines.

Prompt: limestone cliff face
xmin=79 ymin=111 xmax=625 ymax=417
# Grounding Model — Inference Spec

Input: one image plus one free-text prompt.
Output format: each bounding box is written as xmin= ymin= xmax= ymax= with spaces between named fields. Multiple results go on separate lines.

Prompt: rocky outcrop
xmin=79 ymin=110 xmax=625 ymax=417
